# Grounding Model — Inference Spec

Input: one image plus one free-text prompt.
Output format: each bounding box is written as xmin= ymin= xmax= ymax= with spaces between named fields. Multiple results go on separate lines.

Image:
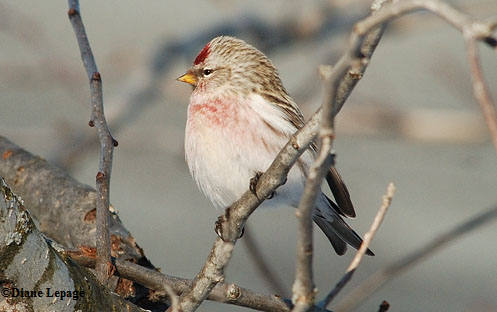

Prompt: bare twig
xmin=354 ymin=4 xmax=497 ymax=156
xmin=334 ymin=203 xmax=497 ymax=312
xmin=243 ymin=225 xmax=287 ymax=296
xmin=67 ymin=0 xmax=116 ymax=284
xmin=347 ymin=3 xmax=497 ymax=154
xmin=465 ymin=37 xmax=497 ymax=156
xmin=321 ymin=183 xmax=395 ymax=308
xmin=67 ymin=253 xmax=291 ymax=312
xmin=290 ymin=66 xmax=338 ymax=312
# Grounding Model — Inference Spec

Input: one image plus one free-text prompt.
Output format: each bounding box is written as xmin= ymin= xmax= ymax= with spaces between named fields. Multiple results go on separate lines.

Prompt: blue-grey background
xmin=1 ymin=1 xmax=496 ymax=311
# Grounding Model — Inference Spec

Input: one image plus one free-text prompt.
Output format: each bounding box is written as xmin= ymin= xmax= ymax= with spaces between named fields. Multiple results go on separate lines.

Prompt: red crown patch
xmin=194 ymin=43 xmax=210 ymax=65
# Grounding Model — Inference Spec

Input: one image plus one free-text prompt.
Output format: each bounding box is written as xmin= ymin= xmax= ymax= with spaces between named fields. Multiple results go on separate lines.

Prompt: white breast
xmin=185 ymin=92 xmax=313 ymax=209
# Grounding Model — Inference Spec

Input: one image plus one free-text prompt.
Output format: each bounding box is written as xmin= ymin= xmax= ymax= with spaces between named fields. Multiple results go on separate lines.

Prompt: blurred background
xmin=1 ymin=0 xmax=497 ymax=311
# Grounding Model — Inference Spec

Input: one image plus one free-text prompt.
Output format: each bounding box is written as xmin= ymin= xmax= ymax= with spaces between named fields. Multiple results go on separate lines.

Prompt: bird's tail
xmin=313 ymin=195 xmax=374 ymax=256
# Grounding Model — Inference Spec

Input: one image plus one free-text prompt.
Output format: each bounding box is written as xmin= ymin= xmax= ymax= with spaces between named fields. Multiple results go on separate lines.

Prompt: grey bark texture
xmin=0 ymin=177 xmax=146 ymax=312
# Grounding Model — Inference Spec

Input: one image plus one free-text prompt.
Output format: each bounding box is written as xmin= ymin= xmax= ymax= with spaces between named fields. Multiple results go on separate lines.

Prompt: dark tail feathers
xmin=313 ymin=213 xmax=374 ymax=256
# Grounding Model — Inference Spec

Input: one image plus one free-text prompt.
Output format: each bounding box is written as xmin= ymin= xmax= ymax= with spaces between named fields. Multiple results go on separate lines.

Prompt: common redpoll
xmin=178 ymin=36 xmax=372 ymax=256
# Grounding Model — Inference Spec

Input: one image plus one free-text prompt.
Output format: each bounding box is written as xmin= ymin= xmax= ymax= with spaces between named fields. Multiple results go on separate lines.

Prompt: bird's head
xmin=177 ymin=36 xmax=285 ymax=98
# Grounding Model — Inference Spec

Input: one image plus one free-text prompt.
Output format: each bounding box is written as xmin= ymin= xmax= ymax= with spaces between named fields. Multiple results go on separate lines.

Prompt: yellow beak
xmin=177 ymin=72 xmax=197 ymax=86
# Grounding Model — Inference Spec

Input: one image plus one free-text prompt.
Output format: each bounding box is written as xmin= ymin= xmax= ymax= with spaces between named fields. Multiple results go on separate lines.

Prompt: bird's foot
xmin=215 ymin=206 xmax=244 ymax=242
xmin=249 ymin=171 xmax=275 ymax=200
xmin=249 ymin=171 xmax=263 ymax=198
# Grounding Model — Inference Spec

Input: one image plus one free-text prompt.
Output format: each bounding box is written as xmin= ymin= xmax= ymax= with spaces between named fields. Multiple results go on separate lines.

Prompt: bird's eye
xmin=203 ymin=69 xmax=213 ymax=76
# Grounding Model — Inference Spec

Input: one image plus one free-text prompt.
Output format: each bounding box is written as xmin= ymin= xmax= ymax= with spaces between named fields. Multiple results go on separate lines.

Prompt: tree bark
xmin=0 ymin=177 xmax=146 ymax=311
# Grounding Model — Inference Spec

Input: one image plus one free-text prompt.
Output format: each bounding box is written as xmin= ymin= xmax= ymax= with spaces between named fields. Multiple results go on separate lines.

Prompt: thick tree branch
xmin=0 ymin=177 xmax=145 ymax=312
xmin=67 ymin=0 xmax=116 ymax=284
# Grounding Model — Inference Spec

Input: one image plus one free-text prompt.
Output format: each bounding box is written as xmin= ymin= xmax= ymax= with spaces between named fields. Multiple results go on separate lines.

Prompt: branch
xmin=178 ymin=2 xmax=388 ymax=311
xmin=321 ymin=183 xmax=395 ymax=308
xmin=290 ymin=66 xmax=338 ymax=312
xmin=348 ymin=1 xmax=497 ymax=153
xmin=334 ymin=202 xmax=497 ymax=312
xmin=67 ymin=0 xmax=117 ymax=284
xmin=465 ymin=37 xmax=497 ymax=156
xmin=67 ymin=253 xmax=291 ymax=312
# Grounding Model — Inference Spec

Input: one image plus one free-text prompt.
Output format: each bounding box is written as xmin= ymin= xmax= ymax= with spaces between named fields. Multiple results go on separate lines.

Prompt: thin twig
xmin=321 ymin=183 xmax=395 ymax=308
xmin=465 ymin=37 xmax=497 ymax=156
xmin=346 ymin=184 xmax=394 ymax=272
xmin=243 ymin=225 xmax=287 ymax=296
xmin=290 ymin=65 xmax=338 ymax=312
xmin=334 ymin=203 xmax=497 ymax=312
xmin=67 ymin=0 xmax=116 ymax=284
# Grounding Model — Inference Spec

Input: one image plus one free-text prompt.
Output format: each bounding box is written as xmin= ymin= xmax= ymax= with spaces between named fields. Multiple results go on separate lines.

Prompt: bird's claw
xmin=214 ymin=207 xmax=244 ymax=241
xmin=250 ymin=171 xmax=275 ymax=200
xmin=214 ymin=215 xmax=225 ymax=239
xmin=249 ymin=171 xmax=263 ymax=197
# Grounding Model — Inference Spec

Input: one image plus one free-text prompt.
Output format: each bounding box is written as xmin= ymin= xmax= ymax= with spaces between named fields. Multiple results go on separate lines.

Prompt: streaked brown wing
xmin=262 ymin=92 xmax=306 ymax=129
xmin=268 ymin=92 xmax=356 ymax=218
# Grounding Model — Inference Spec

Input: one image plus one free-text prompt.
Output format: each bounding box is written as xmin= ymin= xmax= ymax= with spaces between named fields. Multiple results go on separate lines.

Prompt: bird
xmin=178 ymin=36 xmax=373 ymax=256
